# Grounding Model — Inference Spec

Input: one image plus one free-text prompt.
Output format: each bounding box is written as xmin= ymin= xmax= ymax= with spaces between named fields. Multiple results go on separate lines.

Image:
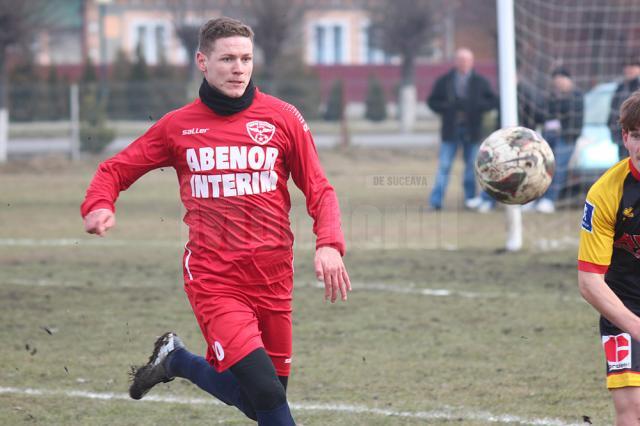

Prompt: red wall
xmin=311 ymin=62 xmax=498 ymax=103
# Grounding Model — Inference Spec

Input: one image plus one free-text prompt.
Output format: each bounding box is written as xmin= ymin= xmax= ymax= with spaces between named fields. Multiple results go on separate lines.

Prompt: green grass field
xmin=0 ymin=147 xmax=609 ymax=425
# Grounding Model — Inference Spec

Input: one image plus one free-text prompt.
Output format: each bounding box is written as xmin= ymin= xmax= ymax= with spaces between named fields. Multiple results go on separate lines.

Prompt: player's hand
xmin=314 ymin=246 xmax=351 ymax=303
xmin=83 ymin=209 xmax=115 ymax=237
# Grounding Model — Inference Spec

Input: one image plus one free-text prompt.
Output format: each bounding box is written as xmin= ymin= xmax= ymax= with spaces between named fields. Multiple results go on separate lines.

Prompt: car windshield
xmin=583 ymin=82 xmax=616 ymax=125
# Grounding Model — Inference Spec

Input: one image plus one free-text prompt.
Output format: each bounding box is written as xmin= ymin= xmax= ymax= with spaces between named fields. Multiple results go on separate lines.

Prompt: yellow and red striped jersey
xmin=579 ymin=158 xmax=640 ymax=305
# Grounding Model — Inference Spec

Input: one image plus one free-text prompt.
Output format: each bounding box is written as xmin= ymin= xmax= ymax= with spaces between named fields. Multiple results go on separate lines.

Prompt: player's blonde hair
xmin=197 ymin=17 xmax=254 ymax=56
xmin=620 ymin=90 xmax=640 ymax=132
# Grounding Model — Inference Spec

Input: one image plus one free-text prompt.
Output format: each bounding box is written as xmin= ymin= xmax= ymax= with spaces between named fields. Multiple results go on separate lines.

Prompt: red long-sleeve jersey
xmin=81 ymin=89 xmax=345 ymax=285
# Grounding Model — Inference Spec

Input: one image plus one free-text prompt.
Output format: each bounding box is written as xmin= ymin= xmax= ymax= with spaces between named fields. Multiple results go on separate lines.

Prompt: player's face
xmin=196 ymin=36 xmax=254 ymax=98
xmin=623 ymin=128 xmax=640 ymax=167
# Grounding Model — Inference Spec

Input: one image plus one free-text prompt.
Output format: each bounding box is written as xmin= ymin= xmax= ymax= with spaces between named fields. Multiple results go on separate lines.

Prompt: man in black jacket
xmin=427 ymin=48 xmax=498 ymax=210
xmin=608 ymin=59 xmax=640 ymax=161
xmin=531 ymin=68 xmax=584 ymax=214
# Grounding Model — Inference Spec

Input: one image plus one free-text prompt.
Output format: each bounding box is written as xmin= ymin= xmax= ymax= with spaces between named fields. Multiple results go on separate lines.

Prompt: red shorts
xmin=184 ymin=276 xmax=293 ymax=376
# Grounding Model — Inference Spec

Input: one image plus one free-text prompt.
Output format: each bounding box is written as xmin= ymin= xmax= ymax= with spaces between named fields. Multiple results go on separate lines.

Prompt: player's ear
xmin=196 ymin=51 xmax=207 ymax=72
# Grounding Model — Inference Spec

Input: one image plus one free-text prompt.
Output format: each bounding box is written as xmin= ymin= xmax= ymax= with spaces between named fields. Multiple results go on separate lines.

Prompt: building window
xmin=311 ymin=22 xmax=347 ymax=65
xmin=135 ymin=25 xmax=147 ymax=58
xmin=315 ymin=26 xmax=325 ymax=64
xmin=132 ymin=22 xmax=170 ymax=65
xmin=155 ymin=25 xmax=166 ymax=62
xmin=333 ymin=25 xmax=342 ymax=64
xmin=362 ymin=24 xmax=390 ymax=64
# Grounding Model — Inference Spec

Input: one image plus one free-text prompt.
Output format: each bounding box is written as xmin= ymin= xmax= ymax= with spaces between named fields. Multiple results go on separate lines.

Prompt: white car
xmin=572 ymin=81 xmax=619 ymax=170
xmin=563 ymin=81 xmax=619 ymax=201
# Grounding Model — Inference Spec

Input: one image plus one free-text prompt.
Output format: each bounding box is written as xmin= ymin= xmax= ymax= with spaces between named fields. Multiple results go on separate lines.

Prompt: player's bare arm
xmin=579 ymin=271 xmax=640 ymax=341
xmin=314 ymin=246 xmax=351 ymax=303
xmin=83 ymin=208 xmax=115 ymax=237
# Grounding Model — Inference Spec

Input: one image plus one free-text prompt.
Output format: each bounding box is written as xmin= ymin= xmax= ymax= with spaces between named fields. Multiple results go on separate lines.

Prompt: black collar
xmin=199 ymin=78 xmax=255 ymax=116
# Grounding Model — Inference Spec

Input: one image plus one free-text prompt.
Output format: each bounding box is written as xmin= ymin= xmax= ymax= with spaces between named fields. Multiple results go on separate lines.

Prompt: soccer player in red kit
xmin=81 ymin=17 xmax=350 ymax=425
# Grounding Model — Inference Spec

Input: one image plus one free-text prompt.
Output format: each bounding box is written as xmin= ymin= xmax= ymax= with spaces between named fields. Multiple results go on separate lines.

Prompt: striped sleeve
xmin=577 ymin=167 xmax=624 ymax=272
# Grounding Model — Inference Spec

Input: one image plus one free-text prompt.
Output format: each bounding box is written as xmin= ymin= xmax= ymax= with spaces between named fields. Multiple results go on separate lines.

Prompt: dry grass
xmin=0 ymin=147 xmax=610 ymax=425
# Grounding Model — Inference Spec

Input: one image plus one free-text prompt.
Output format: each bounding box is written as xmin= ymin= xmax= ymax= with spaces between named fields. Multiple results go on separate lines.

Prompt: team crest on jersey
xmin=582 ymin=200 xmax=594 ymax=232
xmin=246 ymin=121 xmax=276 ymax=145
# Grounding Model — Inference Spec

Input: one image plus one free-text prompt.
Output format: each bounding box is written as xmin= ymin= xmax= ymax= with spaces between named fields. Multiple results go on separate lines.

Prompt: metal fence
xmin=8 ymin=81 xmax=191 ymax=123
xmin=5 ymin=77 xmax=403 ymax=124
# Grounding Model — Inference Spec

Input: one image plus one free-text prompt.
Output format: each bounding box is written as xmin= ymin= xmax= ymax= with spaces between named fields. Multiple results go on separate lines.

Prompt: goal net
xmin=515 ymin=0 xmax=640 ymax=190
xmin=508 ymin=0 xmax=640 ymax=248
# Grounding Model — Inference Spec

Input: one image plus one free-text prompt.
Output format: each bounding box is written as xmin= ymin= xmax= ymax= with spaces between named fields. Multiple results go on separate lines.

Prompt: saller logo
xmin=182 ymin=128 xmax=209 ymax=136
xmin=246 ymin=121 xmax=276 ymax=145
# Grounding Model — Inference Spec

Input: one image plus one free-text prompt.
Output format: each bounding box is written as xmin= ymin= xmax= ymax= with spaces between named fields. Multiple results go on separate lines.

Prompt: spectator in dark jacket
xmin=530 ymin=68 xmax=584 ymax=214
xmin=427 ymin=48 xmax=498 ymax=210
xmin=608 ymin=58 xmax=640 ymax=160
xmin=518 ymin=77 xmax=544 ymax=131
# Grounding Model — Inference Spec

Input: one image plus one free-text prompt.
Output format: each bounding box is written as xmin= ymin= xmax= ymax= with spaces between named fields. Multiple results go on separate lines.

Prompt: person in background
xmin=427 ymin=47 xmax=498 ymax=211
xmin=608 ymin=58 xmax=640 ymax=161
xmin=527 ymin=67 xmax=584 ymax=214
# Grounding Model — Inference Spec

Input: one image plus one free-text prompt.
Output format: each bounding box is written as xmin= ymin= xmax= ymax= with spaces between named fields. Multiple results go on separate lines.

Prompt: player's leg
xmin=255 ymin=278 xmax=293 ymax=388
xmin=236 ymin=278 xmax=294 ymax=424
xmin=128 ymin=331 xmax=259 ymax=420
xmin=278 ymin=375 xmax=288 ymax=391
xmin=611 ymin=387 xmax=640 ymax=425
xmin=548 ymin=137 xmax=573 ymax=200
xmin=178 ymin=281 xmax=293 ymax=424
xmin=601 ymin=317 xmax=640 ymax=425
xmin=130 ymin=283 xmax=265 ymax=420
xmin=168 ymin=345 xmax=294 ymax=424
xmin=129 ymin=282 xmax=295 ymax=424
xmin=429 ymin=140 xmax=459 ymax=209
xmin=167 ymin=343 xmax=258 ymax=420
xmin=462 ymin=141 xmax=480 ymax=202
xmin=229 ymin=347 xmax=294 ymax=425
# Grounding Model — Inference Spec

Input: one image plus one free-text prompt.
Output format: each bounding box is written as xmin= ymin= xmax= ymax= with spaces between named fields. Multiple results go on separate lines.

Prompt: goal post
xmin=495 ymin=0 xmax=640 ymax=250
xmin=497 ymin=0 xmax=522 ymax=252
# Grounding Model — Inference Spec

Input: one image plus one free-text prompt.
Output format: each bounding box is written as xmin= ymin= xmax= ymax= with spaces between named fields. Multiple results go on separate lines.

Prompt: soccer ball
xmin=475 ymin=126 xmax=555 ymax=204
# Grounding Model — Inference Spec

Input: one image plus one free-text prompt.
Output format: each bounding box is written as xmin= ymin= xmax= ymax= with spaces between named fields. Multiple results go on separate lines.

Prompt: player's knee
xmin=616 ymin=405 xmax=640 ymax=425
xmin=230 ymin=349 xmax=288 ymax=412
xmin=235 ymin=377 xmax=288 ymax=421
xmin=613 ymin=389 xmax=640 ymax=425
xmin=251 ymin=376 xmax=287 ymax=411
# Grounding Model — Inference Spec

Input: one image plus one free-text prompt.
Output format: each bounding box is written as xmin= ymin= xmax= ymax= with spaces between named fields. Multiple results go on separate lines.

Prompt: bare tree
xmin=0 ymin=0 xmax=46 ymax=162
xmin=242 ymin=0 xmax=306 ymax=95
xmin=166 ymin=0 xmax=210 ymax=83
xmin=370 ymin=0 xmax=439 ymax=131
xmin=370 ymin=0 xmax=437 ymax=87
xmin=0 ymin=0 xmax=44 ymax=109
